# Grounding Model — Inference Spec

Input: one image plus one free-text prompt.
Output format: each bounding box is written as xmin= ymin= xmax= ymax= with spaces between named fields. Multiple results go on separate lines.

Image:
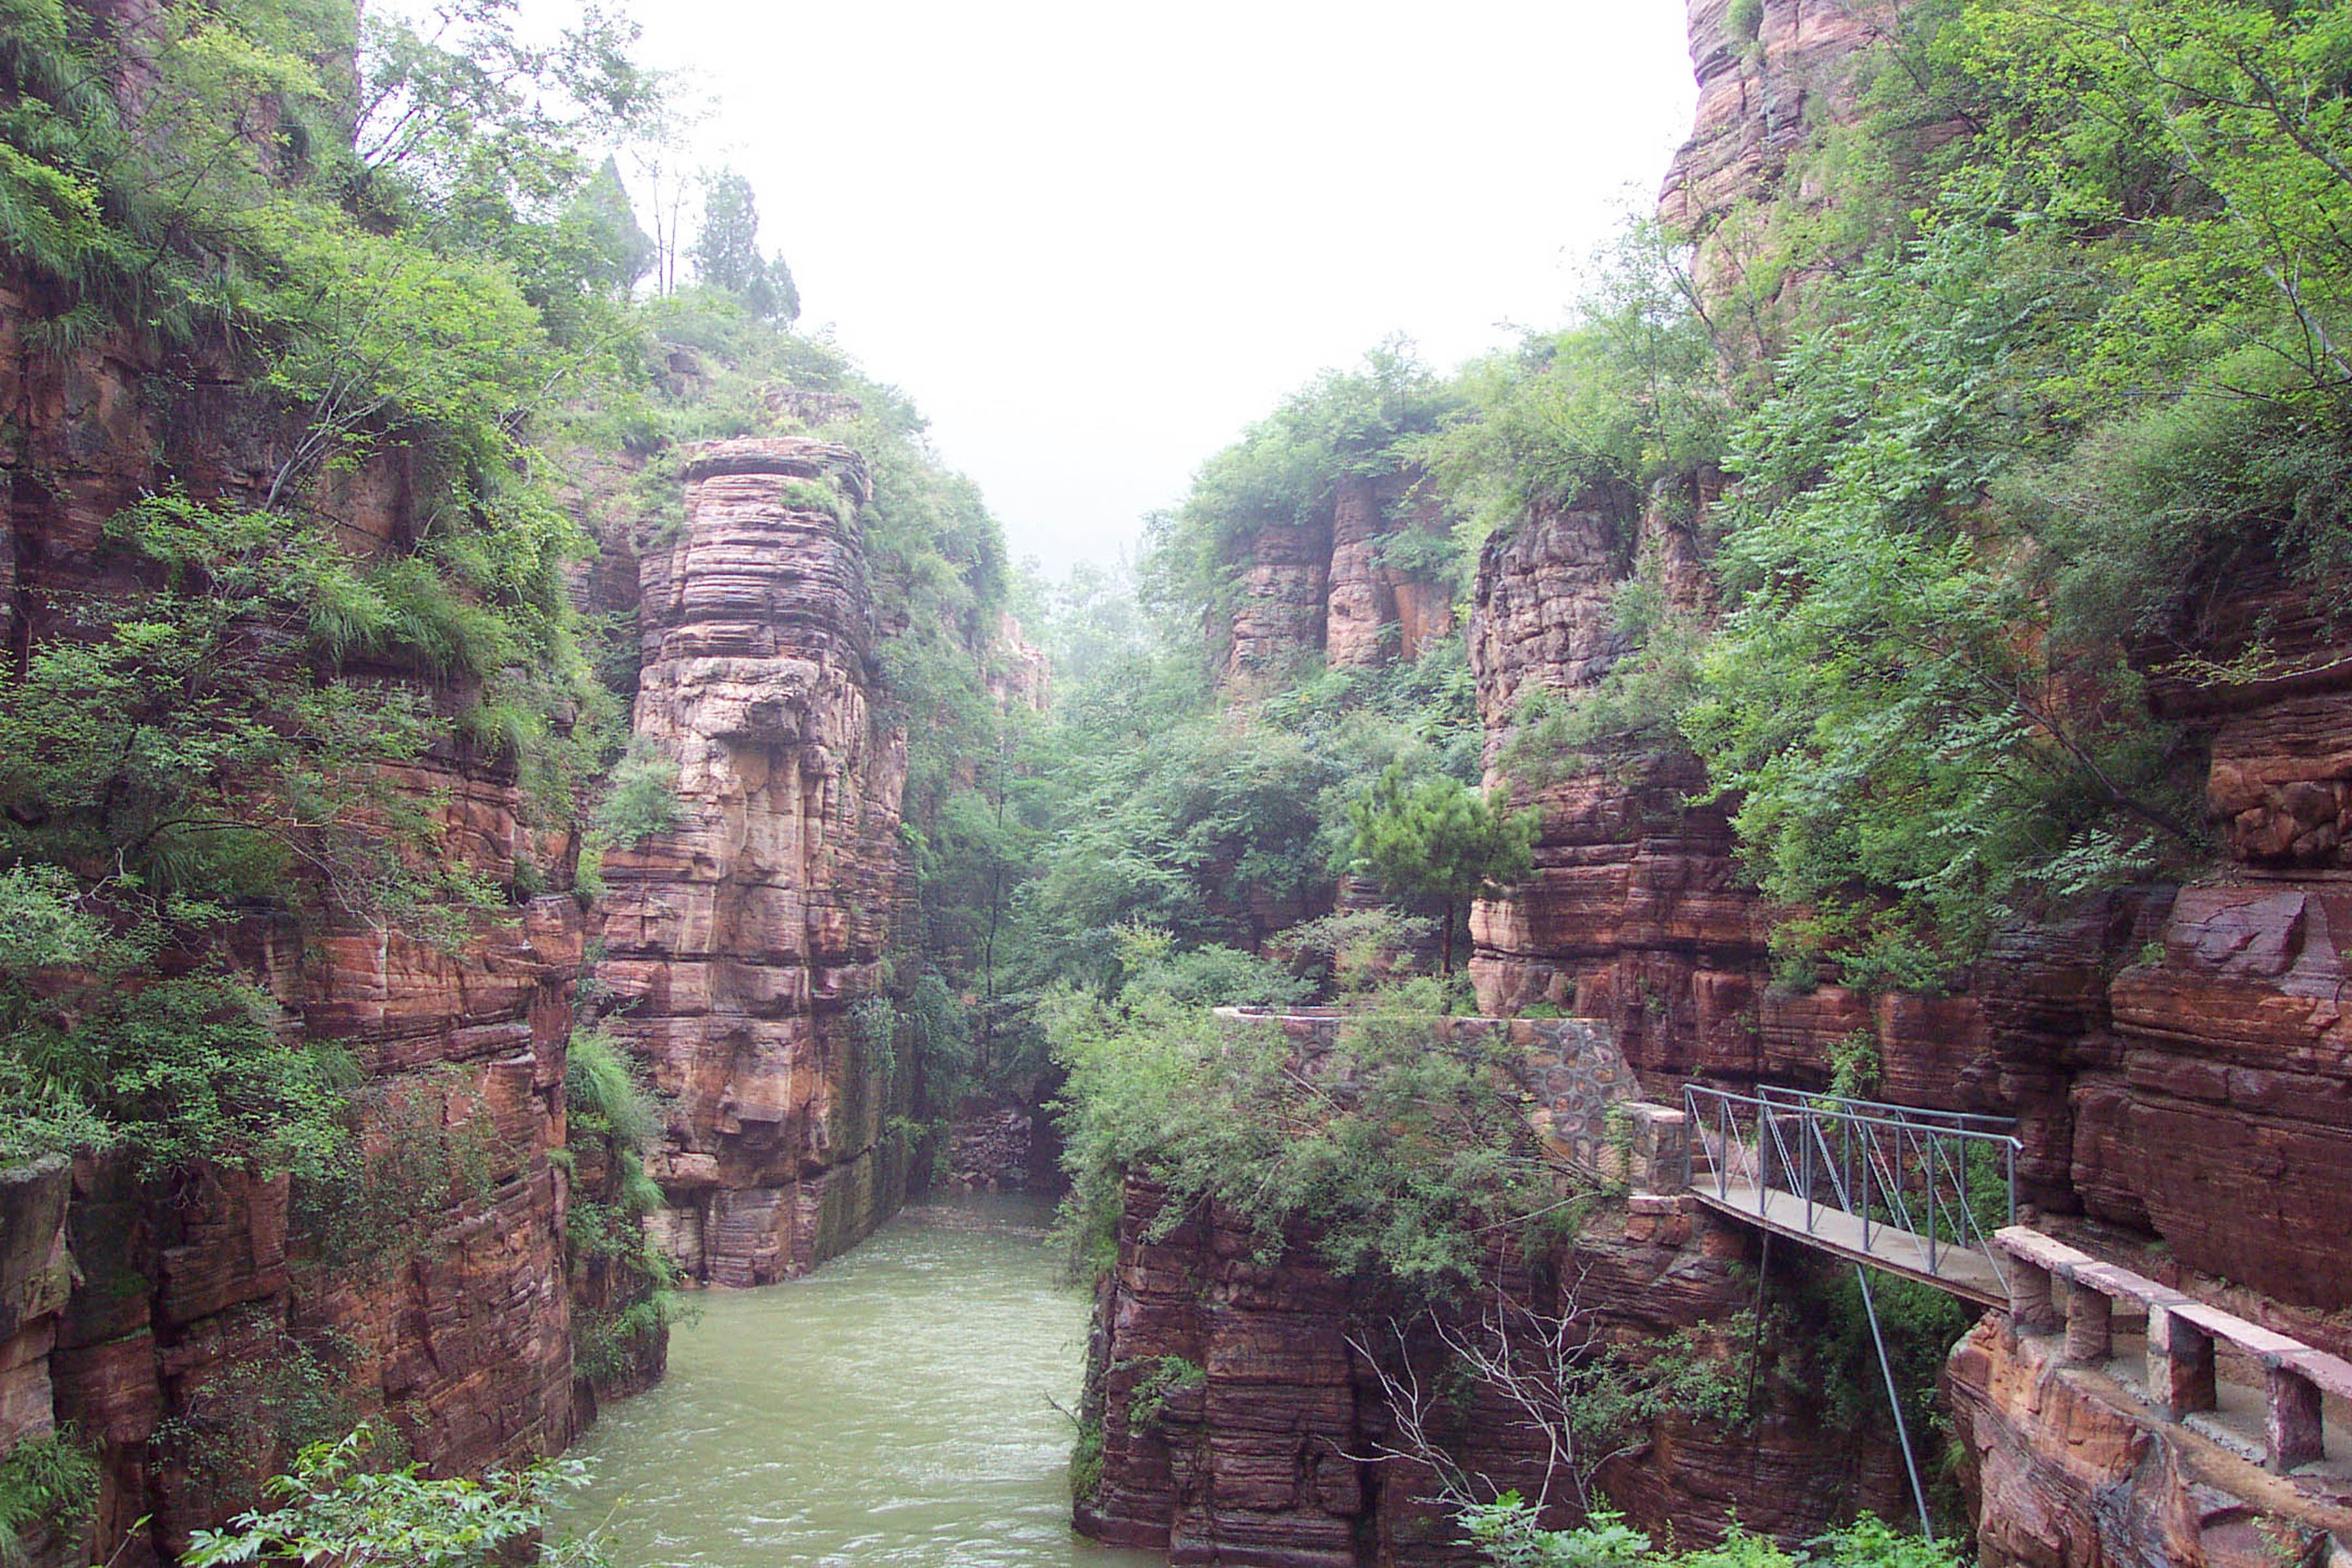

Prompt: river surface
xmin=563 ymin=1192 xmax=1163 ymax=1568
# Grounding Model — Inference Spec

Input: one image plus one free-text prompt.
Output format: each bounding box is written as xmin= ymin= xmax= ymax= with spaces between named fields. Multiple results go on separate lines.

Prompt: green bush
xmin=1068 ymin=1418 xmax=1105 ymax=1503
xmin=1122 ymin=1354 xmax=1206 ymax=1430
xmin=180 ymin=1426 xmax=613 ymax=1568
xmin=1051 ymin=985 xmax=1575 ymax=1295
xmin=1452 ymin=1494 xmax=1962 ymax=1568
xmin=566 ymin=1031 xmax=663 ymax=1151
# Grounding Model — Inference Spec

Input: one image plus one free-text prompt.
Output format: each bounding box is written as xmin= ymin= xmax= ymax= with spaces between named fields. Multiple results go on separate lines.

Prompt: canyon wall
xmin=1 ymin=265 xmax=589 ymax=1563
xmin=593 ymin=437 xmax=913 ymax=1287
xmin=1 ymin=365 xmax=923 ymax=1563
xmin=1078 ymin=1179 xmax=1910 ymax=1567
xmin=1463 ymin=0 xmax=2352 ymax=1561
xmin=1472 ymin=0 xmax=2352 ymax=1344
xmin=1073 ymin=1011 xmax=1918 ymax=1565
xmin=1103 ymin=0 xmax=2352 ymax=1561
xmin=1222 ymin=470 xmax=1456 ymax=687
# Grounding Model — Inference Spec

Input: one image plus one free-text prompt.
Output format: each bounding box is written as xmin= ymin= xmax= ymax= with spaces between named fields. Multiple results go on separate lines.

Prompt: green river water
xmin=562 ymin=1193 xmax=1164 ymax=1568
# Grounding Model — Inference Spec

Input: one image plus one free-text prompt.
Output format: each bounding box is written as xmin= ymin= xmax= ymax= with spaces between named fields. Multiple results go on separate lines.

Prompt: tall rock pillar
xmin=598 ymin=438 xmax=911 ymax=1286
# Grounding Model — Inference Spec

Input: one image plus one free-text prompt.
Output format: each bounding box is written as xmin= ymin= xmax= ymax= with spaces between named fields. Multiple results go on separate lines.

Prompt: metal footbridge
xmin=1680 ymin=1083 xmax=2023 ymax=1309
xmin=1671 ymin=1083 xmax=2025 ymax=1539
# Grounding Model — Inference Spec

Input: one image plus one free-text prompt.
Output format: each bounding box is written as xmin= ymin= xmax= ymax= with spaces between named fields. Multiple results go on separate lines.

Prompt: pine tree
xmin=1347 ymin=766 xmax=1536 ymax=977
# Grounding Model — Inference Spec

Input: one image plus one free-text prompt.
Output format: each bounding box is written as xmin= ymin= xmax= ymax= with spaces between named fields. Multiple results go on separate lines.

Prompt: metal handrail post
xmin=1947 ymin=1133 xmax=1966 ymax=1241
xmin=2006 ymin=1141 xmax=2016 ymax=1226
xmin=1682 ymin=1085 xmax=1696 ymax=1188
xmin=1719 ymin=1096 xmax=1731 ymax=1200
xmin=1859 ymin=1121 xmax=1872 ymax=1253
xmin=1923 ymin=1130 xmax=1940 ymax=1276
xmin=1801 ymin=1102 xmax=1815 ymax=1232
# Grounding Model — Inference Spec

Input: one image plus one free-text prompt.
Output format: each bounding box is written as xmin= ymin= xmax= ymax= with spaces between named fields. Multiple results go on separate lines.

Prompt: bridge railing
xmin=1682 ymin=1083 xmax=2023 ymax=1295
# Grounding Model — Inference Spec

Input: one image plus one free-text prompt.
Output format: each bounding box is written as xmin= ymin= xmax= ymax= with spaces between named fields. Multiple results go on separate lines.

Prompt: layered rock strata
xmin=1079 ymin=1180 xmax=1911 ymax=1568
xmin=1221 ymin=470 xmax=1456 ymax=686
xmin=1659 ymin=0 xmax=1910 ymax=304
xmin=1 ymin=263 xmax=591 ymax=1563
xmin=595 ymin=437 xmax=911 ymax=1286
xmin=1948 ymin=1317 xmax=2352 ymax=1568
xmin=1459 ymin=0 xmax=2352 ymax=1560
xmin=0 ymin=1159 xmax=72 ymax=1457
xmin=1074 ymin=1015 xmax=1916 ymax=1565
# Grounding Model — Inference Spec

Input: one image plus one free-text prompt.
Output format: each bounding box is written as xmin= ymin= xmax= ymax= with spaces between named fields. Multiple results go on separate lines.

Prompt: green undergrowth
xmin=1459 ymin=1499 xmax=1961 ymax=1568
xmin=0 ymin=1428 xmax=99 ymax=1568
xmin=563 ymin=1029 xmax=690 ymax=1388
xmin=1050 ymin=976 xmax=1589 ymax=1298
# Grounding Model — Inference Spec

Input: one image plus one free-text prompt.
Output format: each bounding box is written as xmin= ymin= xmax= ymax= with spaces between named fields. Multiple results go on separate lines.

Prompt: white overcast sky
xmin=572 ymin=1 xmax=1699 ymax=573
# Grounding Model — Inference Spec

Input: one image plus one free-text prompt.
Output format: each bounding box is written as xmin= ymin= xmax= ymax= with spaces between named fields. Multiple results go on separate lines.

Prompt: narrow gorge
xmin=4 ymin=0 xmax=2351 ymax=1565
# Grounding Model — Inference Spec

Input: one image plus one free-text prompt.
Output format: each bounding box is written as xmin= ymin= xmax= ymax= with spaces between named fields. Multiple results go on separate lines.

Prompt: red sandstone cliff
xmin=594 ymin=438 xmax=913 ymax=1286
xmin=1456 ymin=0 xmax=2352 ymax=1559
xmin=0 ymin=262 xmax=589 ymax=1561
xmin=1078 ymin=1179 xmax=1910 ymax=1567
xmin=1221 ymin=469 xmax=1457 ymax=688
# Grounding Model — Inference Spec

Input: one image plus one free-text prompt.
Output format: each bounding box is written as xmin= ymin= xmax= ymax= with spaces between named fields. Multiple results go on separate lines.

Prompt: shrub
xmin=180 ymin=1426 xmax=614 ymax=1568
xmin=1051 ymin=984 xmax=1575 ymax=1295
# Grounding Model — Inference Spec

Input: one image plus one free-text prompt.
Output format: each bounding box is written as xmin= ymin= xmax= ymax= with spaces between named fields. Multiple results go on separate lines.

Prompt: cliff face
xmin=595 ymin=438 xmax=912 ymax=1287
xmin=1 ymin=272 xmax=587 ymax=1563
xmin=1462 ymin=0 xmax=2352 ymax=1561
xmin=1222 ymin=470 xmax=1456 ymax=687
xmin=1073 ymin=1014 xmax=1911 ymax=1566
xmin=1947 ymin=1318 xmax=2352 ymax=1568
xmin=1078 ymin=1181 xmax=1910 ymax=1567
xmin=1658 ymin=0 xmax=1910 ymax=304
xmin=1475 ymin=0 xmax=2352 ymax=1292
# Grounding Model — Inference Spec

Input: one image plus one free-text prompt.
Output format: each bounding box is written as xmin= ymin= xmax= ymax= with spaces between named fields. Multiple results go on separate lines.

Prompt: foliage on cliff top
xmin=0 ymin=0 xmax=678 ymax=1183
xmin=1151 ymin=342 xmax=1461 ymax=661
xmin=1668 ymin=0 xmax=2352 ymax=983
xmin=1050 ymin=976 xmax=1580 ymax=1294
xmin=1426 ymin=0 xmax=2352 ymax=988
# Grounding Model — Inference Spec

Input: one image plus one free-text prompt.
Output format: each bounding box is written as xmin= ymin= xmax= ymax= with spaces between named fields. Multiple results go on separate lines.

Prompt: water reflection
xmin=563 ymin=1192 xmax=1161 ymax=1568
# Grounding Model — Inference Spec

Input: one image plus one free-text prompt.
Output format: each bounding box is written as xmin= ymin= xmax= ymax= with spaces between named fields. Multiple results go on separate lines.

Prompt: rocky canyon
xmin=7 ymin=0 xmax=2352 ymax=1566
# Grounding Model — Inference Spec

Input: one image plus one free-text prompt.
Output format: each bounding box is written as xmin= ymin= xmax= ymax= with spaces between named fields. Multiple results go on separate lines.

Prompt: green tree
xmin=689 ymin=168 xmax=761 ymax=290
xmin=1347 ymin=765 xmax=1536 ymax=976
xmin=571 ymin=155 xmax=658 ymax=291
xmin=689 ymin=167 xmax=796 ymax=319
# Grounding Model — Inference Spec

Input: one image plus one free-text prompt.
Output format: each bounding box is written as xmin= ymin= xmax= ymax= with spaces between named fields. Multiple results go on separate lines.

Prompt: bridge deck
xmin=1690 ymin=1182 xmax=2009 ymax=1307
